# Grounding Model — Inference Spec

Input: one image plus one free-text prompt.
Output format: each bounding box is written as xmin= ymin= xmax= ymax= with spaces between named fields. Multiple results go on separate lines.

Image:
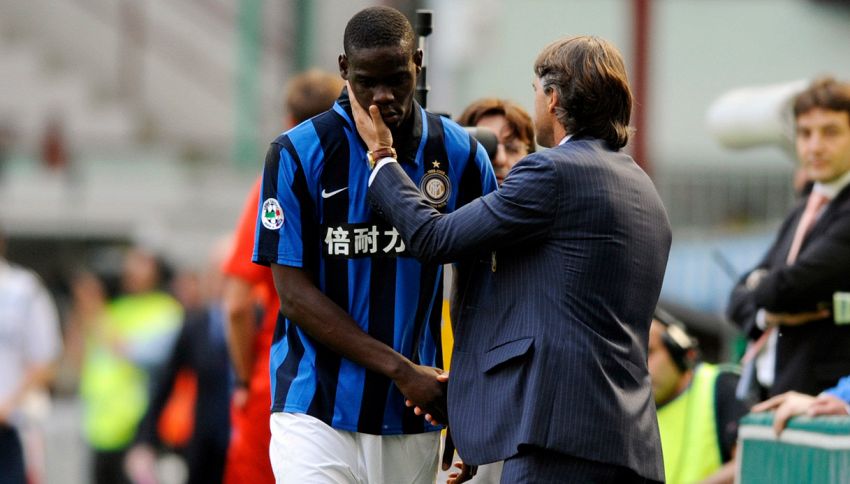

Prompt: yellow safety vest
xmin=80 ymin=292 xmax=183 ymax=450
xmin=657 ymin=363 xmax=723 ymax=484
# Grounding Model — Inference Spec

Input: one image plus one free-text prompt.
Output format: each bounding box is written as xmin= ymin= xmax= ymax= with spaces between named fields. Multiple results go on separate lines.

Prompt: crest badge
xmin=419 ymin=160 xmax=451 ymax=207
xmin=261 ymin=198 xmax=284 ymax=230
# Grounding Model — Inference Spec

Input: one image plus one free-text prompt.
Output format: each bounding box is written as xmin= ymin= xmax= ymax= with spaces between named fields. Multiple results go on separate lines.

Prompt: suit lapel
xmin=798 ymin=185 xmax=850 ymax=254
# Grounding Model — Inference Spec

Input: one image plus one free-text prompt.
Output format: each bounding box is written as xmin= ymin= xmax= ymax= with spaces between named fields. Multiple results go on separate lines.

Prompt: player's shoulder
xmin=426 ymin=111 xmax=466 ymax=138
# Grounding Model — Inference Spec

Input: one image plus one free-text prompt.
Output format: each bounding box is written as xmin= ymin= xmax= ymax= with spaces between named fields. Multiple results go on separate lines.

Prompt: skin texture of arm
xmin=0 ymin=364 xmax=55 ymax=423
xmin=271 ymin=264 xmax=448 ymax=422
xmin=222 ymin=277 xmax=256 ymax=407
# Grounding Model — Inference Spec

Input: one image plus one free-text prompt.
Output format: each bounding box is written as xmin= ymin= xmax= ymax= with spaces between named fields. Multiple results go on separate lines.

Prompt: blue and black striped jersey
xmin=253 ymin=90 xmax=497 ymax=435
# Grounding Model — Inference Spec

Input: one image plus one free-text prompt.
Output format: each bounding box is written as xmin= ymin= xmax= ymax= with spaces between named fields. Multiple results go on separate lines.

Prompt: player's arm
xmin=271 ymin=264 xmax=447 ymax=422
xmin=223 ymin=277 xmax=257 ymax=403
xmin=222 ymin=179 xmax=265 ymax=404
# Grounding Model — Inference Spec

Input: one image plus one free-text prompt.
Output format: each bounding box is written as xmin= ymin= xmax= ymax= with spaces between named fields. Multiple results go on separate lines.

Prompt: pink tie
xmin=742 ymin=191 xmax=831 ymax=364
xmin=786 ymin=191 xmax=830 ymax=264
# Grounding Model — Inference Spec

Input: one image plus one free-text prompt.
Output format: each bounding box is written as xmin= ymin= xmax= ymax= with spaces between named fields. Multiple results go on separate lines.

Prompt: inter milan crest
xmin=419 ymin=160 xmax=451 ymax=207
xmin=261 ymin=198 xmax=284 ymax=230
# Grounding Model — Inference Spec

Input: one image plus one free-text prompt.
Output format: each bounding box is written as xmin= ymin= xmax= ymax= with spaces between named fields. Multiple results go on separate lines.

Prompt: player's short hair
xmin=343 ymin=6 xmax=415 ymax=56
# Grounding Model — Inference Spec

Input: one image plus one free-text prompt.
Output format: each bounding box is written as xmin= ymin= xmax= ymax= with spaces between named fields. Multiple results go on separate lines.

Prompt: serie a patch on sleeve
xmin=261 ymin=198 xmax=284 ymax=230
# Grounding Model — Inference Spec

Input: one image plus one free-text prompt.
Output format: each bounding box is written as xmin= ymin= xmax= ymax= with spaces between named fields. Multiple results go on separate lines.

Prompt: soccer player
xmin=253 ymin=6 xmax=496 ymax=483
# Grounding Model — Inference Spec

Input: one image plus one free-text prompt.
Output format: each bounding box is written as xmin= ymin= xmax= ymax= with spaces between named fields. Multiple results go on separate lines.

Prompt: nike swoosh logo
xmin=321 ymin=187 xmax=348 ymax=199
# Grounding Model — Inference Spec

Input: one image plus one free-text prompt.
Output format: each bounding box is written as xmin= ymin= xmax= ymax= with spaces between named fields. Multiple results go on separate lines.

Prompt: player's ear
xmin=339 ymin=54 xmax=349 ymax=80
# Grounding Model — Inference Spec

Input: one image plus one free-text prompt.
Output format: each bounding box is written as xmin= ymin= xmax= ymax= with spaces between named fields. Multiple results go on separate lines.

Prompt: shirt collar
xmin=558 ymin=134 xmax=573 ymax=146
xmin=813 ymin=169 xmax=850 ymax=201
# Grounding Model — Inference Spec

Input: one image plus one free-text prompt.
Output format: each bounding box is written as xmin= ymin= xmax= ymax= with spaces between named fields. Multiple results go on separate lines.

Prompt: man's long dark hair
xmin=534 ymin=36 xmax=633 ymax=150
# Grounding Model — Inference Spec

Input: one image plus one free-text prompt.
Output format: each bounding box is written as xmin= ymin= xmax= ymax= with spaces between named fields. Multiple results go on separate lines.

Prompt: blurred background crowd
xmin=2 ymin=0 xmax=850 ymax=483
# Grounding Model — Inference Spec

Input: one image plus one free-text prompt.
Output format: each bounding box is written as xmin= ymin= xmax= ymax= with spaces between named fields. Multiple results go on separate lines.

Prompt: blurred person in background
xmin=0 ymin=122 xmax=14 ymax=182
xmin=77 ymin=246 xmax=183 ymax=484
xmin=727 ymin=77 xmax=850 ymax=399
xmin=254 ymin=6 xmax=496 ymax=482
xmin=127 ymin=239 xmax=233 ymax=484
xmin=752 ymin=374 xmax=850 ymax=436
xmin=220 ymin=68 xmax=342 ymax=484
xmin=649 ymin=308 xmax=748 ymax=484
xmin=457 ymin=98 xmax=535 ymax=185
xmin=439 ymin=97 xmax=535 ymax=484
xmin=40 ymin=115 xmax=70 ymax=173
xmin=0 ymin=226 xmax=62 ymax=484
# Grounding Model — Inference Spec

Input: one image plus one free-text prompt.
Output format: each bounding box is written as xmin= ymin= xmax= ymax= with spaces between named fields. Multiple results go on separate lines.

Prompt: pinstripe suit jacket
xmin=369 ymin=138 xmax=671 ymax=481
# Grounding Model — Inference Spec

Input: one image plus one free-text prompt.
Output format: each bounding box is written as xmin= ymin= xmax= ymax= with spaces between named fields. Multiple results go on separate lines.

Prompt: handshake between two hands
xmin=403 ymin=371 xmax=450 ymax=426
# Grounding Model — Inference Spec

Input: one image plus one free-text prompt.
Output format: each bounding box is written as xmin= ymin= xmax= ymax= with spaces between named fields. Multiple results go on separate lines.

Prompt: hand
xmin=764 ymin=309 xmax=831 ymax=327
xmin=347 ymin=81 xmax=394 ymax=153
xmin=752 ymin=391 xmax=816 ymax=435
xmin=125 ymin=444 xmax=159 ymax=484
xmin=394 ymin=364 xmax=448 ymax=425
xmin=447 ymin=461 xmax=478 ymax=484
xmin=232 ymin=385 xmax=249 ymax=409
xmin=745 ymin=268 xmax=768 ymax=290
xmin=406 ymin=372 xmax=450 ymax=425
xmin=808 ymin=394 xmax=850 ymax=417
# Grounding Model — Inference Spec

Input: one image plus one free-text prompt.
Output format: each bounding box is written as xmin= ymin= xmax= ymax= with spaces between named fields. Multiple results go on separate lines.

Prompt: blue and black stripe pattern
xmin=253 ymin=91 xmax=497 ymax=435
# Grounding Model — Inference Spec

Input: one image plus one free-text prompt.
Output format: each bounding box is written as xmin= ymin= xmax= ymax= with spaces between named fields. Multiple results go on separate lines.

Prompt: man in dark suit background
xmin=351 ymin=36 xmax=671 ymax=483
xmin=728 ymin=77 xmax=850 ymax=398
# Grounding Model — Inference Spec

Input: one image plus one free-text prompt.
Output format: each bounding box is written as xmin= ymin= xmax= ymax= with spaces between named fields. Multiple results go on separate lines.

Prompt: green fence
xmin=738 ymin=413 xmax=850 ymax=483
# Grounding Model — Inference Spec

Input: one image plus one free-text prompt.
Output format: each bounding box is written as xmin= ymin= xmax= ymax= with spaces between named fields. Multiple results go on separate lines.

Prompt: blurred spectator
xmin=221 ymin=68 xmax=342 ymax=484
xmin=127 ymin=241 xmax=232 ymax=484
xmin=456 ymin=98 xmax=535 ymax=185
xmin=727 ymin=77 xmax=850 ymax=399
xmin=170 ymin=270 xmax=204 ymax=313
xmin=40 ymin=115 xmax=70 ymax=172
xmin=77 ymin=247 xmax=183 ymax=484
xmin=0 ymin=121 xmax=14 ymax=182
xmin=0 ymin=226 xmax=62 ymax=484
xmin=752 ymin=374 xmax=850 ymax=436
xmin=650 ymin=308 xmax=748 ymax=484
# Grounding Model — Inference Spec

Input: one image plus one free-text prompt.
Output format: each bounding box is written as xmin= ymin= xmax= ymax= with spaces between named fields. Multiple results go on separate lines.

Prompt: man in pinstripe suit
xmin=353 ymin=36 xmax=671 ymax=483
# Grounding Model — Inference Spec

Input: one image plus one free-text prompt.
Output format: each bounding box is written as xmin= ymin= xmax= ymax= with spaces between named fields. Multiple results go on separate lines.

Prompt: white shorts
xmin=269 ymin=412 xmax=440 ymax=484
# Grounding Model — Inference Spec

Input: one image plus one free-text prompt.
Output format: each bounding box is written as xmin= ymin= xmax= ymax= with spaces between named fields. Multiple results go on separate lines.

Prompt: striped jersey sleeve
xmin=253 ymin=123 xmax=323 ymax=268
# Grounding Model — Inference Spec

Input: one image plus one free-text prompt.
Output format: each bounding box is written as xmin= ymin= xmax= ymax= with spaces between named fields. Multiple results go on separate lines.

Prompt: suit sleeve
xmin=726 ymin=213 xmax=796 ymax=338
xmin=369 ymin=152 xmax=557 ymax=265
xmin=752 ymin=205 xmax=850 ymax=311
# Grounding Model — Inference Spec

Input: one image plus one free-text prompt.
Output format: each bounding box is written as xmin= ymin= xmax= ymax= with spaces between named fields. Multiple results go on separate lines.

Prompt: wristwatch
xmin=367 ymin=147 xmax=397 ymax=168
